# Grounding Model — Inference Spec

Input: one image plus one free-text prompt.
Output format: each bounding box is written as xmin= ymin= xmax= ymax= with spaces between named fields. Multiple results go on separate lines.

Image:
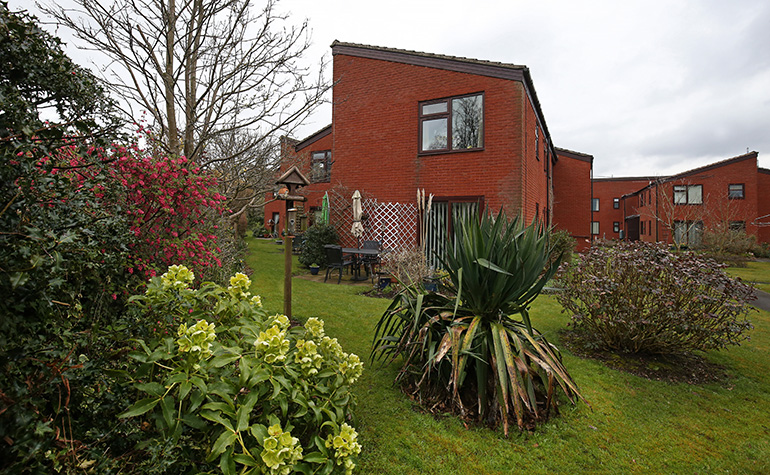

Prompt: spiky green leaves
xmin=373 ymin=209 xmax=585 ymax=433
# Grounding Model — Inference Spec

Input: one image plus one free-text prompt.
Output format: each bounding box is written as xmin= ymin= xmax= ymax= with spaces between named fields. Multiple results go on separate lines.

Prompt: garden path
xmin=752 ymin=288 xmax=770 ymax=312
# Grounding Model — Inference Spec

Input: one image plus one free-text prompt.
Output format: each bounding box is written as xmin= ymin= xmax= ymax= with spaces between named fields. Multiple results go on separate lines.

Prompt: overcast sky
xmin=17 ymin=0 xmax=770 ymax=177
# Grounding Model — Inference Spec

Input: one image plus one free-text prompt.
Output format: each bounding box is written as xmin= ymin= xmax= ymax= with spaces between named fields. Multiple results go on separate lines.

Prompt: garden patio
xmin=247 ymin=236 xmax=770 ymax=474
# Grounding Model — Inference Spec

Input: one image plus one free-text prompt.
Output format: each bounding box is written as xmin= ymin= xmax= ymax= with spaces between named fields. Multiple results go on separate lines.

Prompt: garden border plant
xmin=557 ymin=241 xmax=755 ymax=356
xmin=119 ymin=265 xmax=363 ymax=474
xmin=373 ymin=210 xmax=586 ymax=434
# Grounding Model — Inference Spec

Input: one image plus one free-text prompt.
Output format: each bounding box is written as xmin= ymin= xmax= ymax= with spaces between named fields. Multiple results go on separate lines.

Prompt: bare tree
xmin=206 ymin=127 xmax=278 ymax=219
xmin=646 ymin=180 xmax=707 ymax=249
xmin=44 ymin=0 xmax=329 ymax=166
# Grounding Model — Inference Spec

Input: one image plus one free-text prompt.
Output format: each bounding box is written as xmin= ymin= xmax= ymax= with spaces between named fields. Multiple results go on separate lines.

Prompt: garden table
xmin=341 ymin=248 xmax=381 ymax=281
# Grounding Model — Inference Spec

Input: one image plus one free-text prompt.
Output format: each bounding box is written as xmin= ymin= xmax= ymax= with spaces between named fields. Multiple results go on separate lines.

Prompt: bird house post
xmin=274 ymin=166 xmax=310 ymax=319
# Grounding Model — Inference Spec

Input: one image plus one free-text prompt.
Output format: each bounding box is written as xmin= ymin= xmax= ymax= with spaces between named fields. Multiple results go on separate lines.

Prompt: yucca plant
xmin=373 ymin=210 xmax=586 ymax=433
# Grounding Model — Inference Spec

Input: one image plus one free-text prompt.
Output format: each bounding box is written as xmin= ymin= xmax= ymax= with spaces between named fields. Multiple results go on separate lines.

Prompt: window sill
xmin=418 ymin=147 xmax=484 ymax=157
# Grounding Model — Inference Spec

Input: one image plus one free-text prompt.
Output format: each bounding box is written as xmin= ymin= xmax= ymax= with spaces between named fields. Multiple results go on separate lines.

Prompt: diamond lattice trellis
xmin=331 ymin=197 xmax=417 ymax=251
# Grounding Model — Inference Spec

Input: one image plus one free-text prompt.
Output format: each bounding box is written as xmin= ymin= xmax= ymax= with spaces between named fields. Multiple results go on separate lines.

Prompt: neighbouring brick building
xmin=264 ymin=126 xmax=333 ymax=235
xmin=266 ymin=42 xmax=768 ymax=256
xmin=267 ymin=41 xmax=594 ymax=262
xmin=552 ymin=148 xmax=594 ymax=250
xmin=592 ymin=176 xmax=657 ymax=241
xmin=592 ymin=152 xmax=769 ymax=247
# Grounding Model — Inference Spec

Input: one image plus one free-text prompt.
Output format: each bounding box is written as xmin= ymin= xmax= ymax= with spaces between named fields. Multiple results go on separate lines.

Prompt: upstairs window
xmin=728 ymin=183 xmax=744 ymax=199
xmin=420 ymin=93 xmax=484 ymax=153
xmin=311 ymin=150 xmax=331 ymax=183
xmin=613 ymin=198 xmax=619 ymax=209
xmin=591 ymin=198 xmax=599 ymax=212
xmin=673 ymin=184 xmax=702 ymax=205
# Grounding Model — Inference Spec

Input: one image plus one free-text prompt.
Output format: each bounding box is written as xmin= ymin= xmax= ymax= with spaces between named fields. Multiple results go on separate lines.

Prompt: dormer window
xmin=311 ymin=151 xmax=331 ymax=183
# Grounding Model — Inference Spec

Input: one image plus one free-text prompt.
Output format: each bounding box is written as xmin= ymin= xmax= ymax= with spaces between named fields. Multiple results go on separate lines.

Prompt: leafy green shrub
xmin=299 ymin=224 xmax=338 ymax=267
xmin=548 ymin=229 xmax=576 ymax=268
xmin=0 ymin=6 xmax=144 ymax=471
xmin=121 ymin=266 xmax=363 ymax=474
xmin=557 ymin=241 xmax=755 ymax=355
xmin=753 ymin=242 xmax=770 ymax=259
xmin=373 ymin=210 xmax=585 ymax=434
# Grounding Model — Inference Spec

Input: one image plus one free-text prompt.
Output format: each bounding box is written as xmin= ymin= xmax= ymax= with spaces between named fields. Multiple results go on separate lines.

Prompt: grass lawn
xmin=727 ymin=260 xmax=770 ymax=294
xmin=245 ymin=237 xmax=770 ymax=474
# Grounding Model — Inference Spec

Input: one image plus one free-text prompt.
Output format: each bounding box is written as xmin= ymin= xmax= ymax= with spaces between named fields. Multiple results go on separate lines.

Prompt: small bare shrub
xmin=701 ymin=228 xmax=757 ymax=266
xmin=381 ymin=247 xmax=431 ymax=285
xmin=557 ymin=241 xmax=755 ymax=355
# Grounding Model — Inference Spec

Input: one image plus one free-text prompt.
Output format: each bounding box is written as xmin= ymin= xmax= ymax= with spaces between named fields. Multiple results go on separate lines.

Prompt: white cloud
xmin=11 ymin=0 xmax=770 ymax=173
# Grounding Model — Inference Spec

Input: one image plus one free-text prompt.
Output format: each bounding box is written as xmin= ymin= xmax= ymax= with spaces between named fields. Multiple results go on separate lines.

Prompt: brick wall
xmin=552 ymin=149 xmax=593 ymax=250
xmin=645 ymin=153 xmax=760 ymax=245
xmin=330 ymin=53 xmax=548 ymax=221
xmin=592 ymin=177 xmax=653 ymax=241
xmin=264 ymin=132 xmax=334 ymax=235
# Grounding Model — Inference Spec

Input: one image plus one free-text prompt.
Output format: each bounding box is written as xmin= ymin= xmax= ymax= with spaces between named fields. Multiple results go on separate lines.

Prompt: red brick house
xmin=592 ymin=176 xmax=657 ymax=241
xmin=264 ymin=126 xmax=333 ymax=235
xmin=552 ymin=148 xmax=594 ymax=250
xmin=267 ymin=41 xmax=594 ymax=261
xmin=266 ymin=42 xmax=767 ymax=255
xmin=593 ymin=152 xmax=769 ymax=247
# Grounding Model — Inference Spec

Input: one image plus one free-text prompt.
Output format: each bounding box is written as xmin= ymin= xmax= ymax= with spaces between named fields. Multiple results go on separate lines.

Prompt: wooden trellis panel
xmin=330 ymin=197 xmax=417 ymax=250
xmin=369 ymin=201 xmax=418 ymax=251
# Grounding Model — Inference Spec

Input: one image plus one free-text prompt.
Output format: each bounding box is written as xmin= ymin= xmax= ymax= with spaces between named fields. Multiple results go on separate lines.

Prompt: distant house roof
xmin=330 ymin=41 xmax=555 ymax=157
xmin=294 ymin=124 xmax=332 ymax=151
xmin=616 ymin=151 xmax=760 ymax=198
xmin=555 ymin=147 xmax=594 ymax=163
xmin=662 ymin=151 xmax=758 ymax=182
xmin=593 ymin=176 xmax=660 ymax=183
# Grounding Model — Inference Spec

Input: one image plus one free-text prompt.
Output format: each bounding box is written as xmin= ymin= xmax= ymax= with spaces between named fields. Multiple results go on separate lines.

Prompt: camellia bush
xmin=46 ymin=131 xmax=228 ymax=280
xmin=373 ymin=211 xmax=585 ymax=434
xmin=120 ymin=266 xmax=363 ymax=474
xmin=557 ymin=241 xmax=755 ymax=355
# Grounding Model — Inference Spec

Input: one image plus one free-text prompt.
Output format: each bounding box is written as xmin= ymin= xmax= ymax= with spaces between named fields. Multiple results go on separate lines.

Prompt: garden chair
xmin=323 ymin=245 xmax=354 ymax=284
xmin=361 ymin=240 xmax=382 ymax=283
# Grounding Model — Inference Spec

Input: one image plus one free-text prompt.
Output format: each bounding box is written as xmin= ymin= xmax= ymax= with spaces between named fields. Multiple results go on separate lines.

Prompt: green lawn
xmin=727 ymin=261 xmax=770 ymax=294
xmin=245 ymin=237 xmax=770 ymax=474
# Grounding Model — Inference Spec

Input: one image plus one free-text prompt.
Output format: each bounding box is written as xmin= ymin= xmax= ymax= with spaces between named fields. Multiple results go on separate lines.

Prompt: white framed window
xmin=728 ymin=184 xmax=744 ymax=199
xmin=311 ymin=150 xmax=331 ymax=183
xmin=673 ymin=185 xmax=702 ymax=205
